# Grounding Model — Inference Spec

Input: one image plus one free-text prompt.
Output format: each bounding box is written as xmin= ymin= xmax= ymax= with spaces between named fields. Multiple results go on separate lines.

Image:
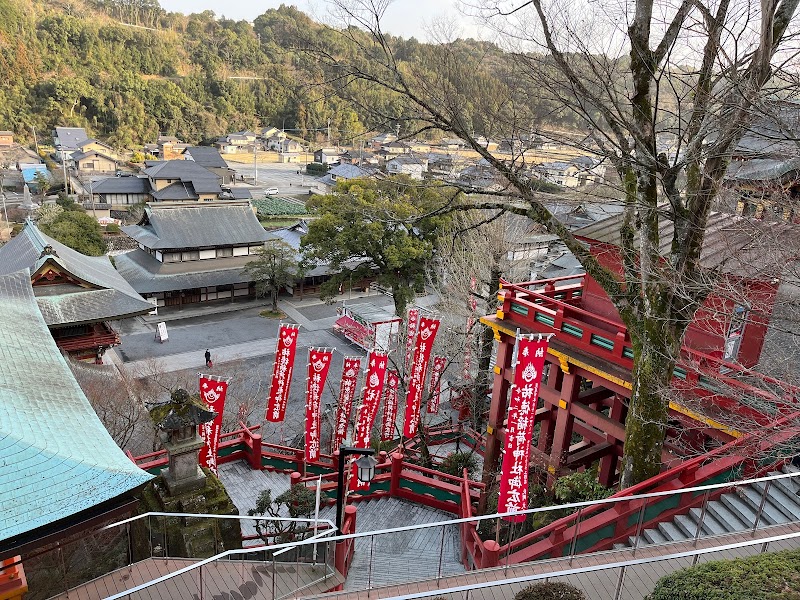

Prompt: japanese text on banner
xmin=381 ymin=370 xmax=400 ymax=441
xmin=403 ymin=317 xmax=440 ymax=437
xmin=498 ymin=336 xmax=550 ymax=522
xmin=332 ymin=357 xmax=361 ymax=453
xmin=265 ymin=324 xmax=299 ymax=423
xmin=427 ymin=355 xmax=446 ymax=414
xmin=351 ymin=351 xmax=388 ymax=491
xmin=198 ymin=375 xmax=229 ymax=475
xmin=404 ymin=308 xmax=419 ymax=372
xmin=304 ymin=348 xmax=333 ymax=463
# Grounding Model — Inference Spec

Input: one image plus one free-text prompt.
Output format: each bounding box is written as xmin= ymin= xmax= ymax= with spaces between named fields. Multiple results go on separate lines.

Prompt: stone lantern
xmin=151 ymin=388 xmax=216 ymax=496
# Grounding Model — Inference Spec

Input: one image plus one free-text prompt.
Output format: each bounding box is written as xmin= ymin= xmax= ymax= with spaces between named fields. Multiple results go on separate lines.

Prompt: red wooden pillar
xmin=389 ymin=452 xmax=403 ymax=496
xmin=248 ymin=430 xmax=262 ymax=470
xmin=599 ymin=394 xmax=626 ymax=486
xmin=546 ymin=371 xmax=581 ymax=487
xmin=537 ymin=357 xmax=562 ymax=454
xmin=480 ymin=329 xmax=516 ymax=510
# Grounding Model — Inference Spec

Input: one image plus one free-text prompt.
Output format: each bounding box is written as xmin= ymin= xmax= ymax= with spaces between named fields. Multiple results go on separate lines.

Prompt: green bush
xmin=105 ymin=223 xmax=120 ymax=233
xmin=553 ymin=470 xmax=612 ymax=504
xmin=440 ymin=451 xmax=479 ymax=478
xmin=513 ymin=582 xmax=586 ymax=600
xmin=305 ymin=162 xmax=329 ymax=175
xmin=647 ymin=548 xmax=800 ymax=599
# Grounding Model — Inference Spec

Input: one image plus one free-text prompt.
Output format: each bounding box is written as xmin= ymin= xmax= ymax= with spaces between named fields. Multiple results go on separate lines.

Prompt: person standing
xmin=205 ymin=349 xmax=212 ymax=368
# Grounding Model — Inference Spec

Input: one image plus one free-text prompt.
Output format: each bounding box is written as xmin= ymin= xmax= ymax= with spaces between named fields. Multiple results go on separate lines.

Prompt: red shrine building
xmin=480 ymin=210 xmax=800 ymax=490
xmin=0 ymin=221 xmax=154 ymax=361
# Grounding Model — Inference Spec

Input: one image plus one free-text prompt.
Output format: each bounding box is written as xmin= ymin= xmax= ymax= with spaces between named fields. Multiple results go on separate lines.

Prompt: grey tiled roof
xmin=122 ymin=204 xmax=273 ymax=250
xmin=54 ymin=127 xmax=89 ymax=150
xmin=725 ymin=158 xmax=800 ymax=182
xmin=114 ymin=249 xmax=261 ymax=293
xmin=0 ymin=270 xmax=153 ymax=546
xmin=184 ymin=146 xmax=229 ymax=169
xmin=92 ymin=176 xmax=151 ymax=194
xmin=71 ymin=149 xmax=118 ymax=162
xmin=151 ymin=181 xmax=199 ymax=201
xmin=0 ymin=222 xmax=154 ymax=325
xmin=143 ymin=160 xmax=221 ymax=185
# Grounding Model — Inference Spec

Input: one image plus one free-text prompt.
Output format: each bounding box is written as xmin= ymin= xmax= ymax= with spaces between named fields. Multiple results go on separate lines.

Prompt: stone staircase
xmin=618 ymin=464 xmax=800 ymax=548
xmin=318 ymin=496 xmax=465 ymax=590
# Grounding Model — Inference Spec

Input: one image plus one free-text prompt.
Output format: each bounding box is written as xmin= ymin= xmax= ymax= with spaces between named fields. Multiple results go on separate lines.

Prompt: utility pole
xmin=253 ymin=143 xmax=258 ymax=184
xmin=31 ymin=126 xmax=40 ymax=156
xmin=327 ymin=119 xmax=331 ymax=144
xmin=62 ymin=153 xmax=69 ymax=198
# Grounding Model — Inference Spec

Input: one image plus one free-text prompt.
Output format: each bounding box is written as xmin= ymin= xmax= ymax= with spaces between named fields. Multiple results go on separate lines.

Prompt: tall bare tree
xmin=316 ymin=0 xmax=800 ymax=487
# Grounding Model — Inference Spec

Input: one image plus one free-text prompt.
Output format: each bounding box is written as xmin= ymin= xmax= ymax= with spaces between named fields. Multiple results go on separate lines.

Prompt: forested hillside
xmin=0 ymin=0 xmax=582 ymax=148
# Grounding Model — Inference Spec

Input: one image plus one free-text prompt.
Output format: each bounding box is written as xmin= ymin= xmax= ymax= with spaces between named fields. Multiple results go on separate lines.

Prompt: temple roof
xmin=122 ymin=203 xmax=273 ymax=250
xmin=0 ymin=270 xmax=153 ymax=548
xmin=0 ymin=222 xmax=154 ymax=326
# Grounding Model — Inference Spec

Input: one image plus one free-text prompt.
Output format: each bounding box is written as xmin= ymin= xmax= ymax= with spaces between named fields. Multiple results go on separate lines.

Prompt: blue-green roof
xmin=0 ymin=270 xmax=153 ymax=545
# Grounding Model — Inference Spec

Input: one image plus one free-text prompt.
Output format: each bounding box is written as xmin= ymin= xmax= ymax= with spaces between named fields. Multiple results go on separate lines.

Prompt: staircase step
xmin=735 ymin=487 xmax=784 ymax=525
xmin=782 ymin=463 xmax=800 ymax=474
xmin=688 ymin=508 xmax=727 ymax=536
xmin=657 ymin=521 xmax=688 ymax=543
xmin=752 ymin=481 xmax=800 ymax=521
xmin=642 ymin=528 xmax=668 ymax=545
xmin=720 ymin=493 xmax=760 ymax=528
xmin=776 ymin=469 xmax=800 ymax=495
xmin=707 ymin=500 xmax=750 ymax=532
xmin=674 ymin=514 xmax=702 ymax=538
xmin=612 ymin=543 xmax=629 ymax=550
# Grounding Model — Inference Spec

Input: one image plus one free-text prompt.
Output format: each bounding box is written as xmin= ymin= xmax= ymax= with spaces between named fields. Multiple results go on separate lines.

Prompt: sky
xmin=158 ymin=0 xmax=483 ymax=41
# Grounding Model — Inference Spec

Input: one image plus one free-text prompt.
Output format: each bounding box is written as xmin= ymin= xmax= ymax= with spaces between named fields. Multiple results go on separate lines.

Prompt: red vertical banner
xmin=403 ymin=317 xmax=440 ymax=438
xmin=332 ymin=357 xmax=362 ymax=453
xmin=427 ymin=356 xmax=446 ymax=414
xmin=266 ymin=324 xmax=300 ymax=422
xmin=381 ymin=370 xmax=400 ymax=441
xmin=404 ymin=308 xmax=419 ymax=373
xmin=351 ymin=351 xmax=388 ymax=491
xmin=498 ymin=335 xmax=550 ymax=522
xmin=198 ymin=375 xmax=229 ymax=475
xmin=304 ymin=348 xmax=333 ymax=463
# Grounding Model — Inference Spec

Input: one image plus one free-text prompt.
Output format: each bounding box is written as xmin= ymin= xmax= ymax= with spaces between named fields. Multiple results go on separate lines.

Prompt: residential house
xmin=382 ymin=140 xmax=411 ymax=155
xmin=439 ymin=137 xmax=466 ymax=151
xmin=338 ymin=149 xmax=381 ymax=168
xmin=407 ymin=140 xmax=431 ymax=154
xmin=0 ymin=131 xmax=13 ymax=146
xmin=72 ymin=149 xmax=118 ymax=174
xmin=184 ymin=146 xmax=236 ymax=185
xmin=143 ymin=160 xmax=223 ymax=202
xmin=369 ymin=132 xmax=397 ymax=150
xmin=90 ymin=176 xmax=151 ymax=211
xmin=314 ymin=147 xmax=341 ymax=165
xmin=20 ymin=164 xmax=51 ymax=192
xmin=427 ymin=154 xmax=465 ymax=179
xmin=52 ymin=127 xmax=89 ymax=161
xmin=115 ymin=201 xmax=274 ymax=307
xmin=316 ymin=163 xmax=375 ymax=191
xmin=534 ymin=156 xmax=606 ymax=187
xmin=0 ymin=220 xmax=154 ymax=361
xmin=260 ymin=126 xmax=282 ymax=139
xmin=157 ymin=136 xmax=189 ymax=160
xmin=386 ymin=155 xmax=428 ymax=180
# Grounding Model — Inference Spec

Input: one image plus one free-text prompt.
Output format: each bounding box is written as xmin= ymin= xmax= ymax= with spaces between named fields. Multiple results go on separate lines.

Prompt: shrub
xmin=553 ymin=470 xmax=612 ymax=504
xmin=440 ymin=451 xmax=479 ymax=478
xmin=513 ymin=582 xmax=586 ymax=600
xmin=647 ymin=548 xmax=800 ymax=599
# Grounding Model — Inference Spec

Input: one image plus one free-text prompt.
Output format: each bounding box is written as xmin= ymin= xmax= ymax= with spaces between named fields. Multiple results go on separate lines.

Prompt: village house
xmin=316 ymin=163 xmax=375 ymax=191
xmin=0 ymin=131 xmax=13 ymax=146
xmin=115 ymin=201 xmax=274 ymax=308
xmin=52 ymin=127 xmax=90 ymax=161
xmin=183 ymin=146 xmax=236 ymax=185
xmin=338 ymin=149 xmax=381 ymax=167
xmin=533 ymin=156 xmax=606 ymax=187
xmin=386 ymin=155 xmax=428 ymax=179
xmin=381 ymin=140 xmax=411 ymax=155
xmin=314 ymin=147 xmax=341 ymax=165
xmin=369 ymin=132 xmax=397 ymax=150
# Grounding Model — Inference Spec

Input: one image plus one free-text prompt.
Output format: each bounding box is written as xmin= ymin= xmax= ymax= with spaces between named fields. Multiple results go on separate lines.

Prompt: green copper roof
xmin=0 ymin=270 xmax=153 ymax=546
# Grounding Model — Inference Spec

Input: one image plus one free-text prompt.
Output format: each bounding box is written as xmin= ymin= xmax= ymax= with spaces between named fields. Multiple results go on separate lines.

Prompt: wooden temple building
xmin=479 ymin=210 xmax=800 ymax=490
xmin=0 ymin=269 xmax=153 ymax=594
xmin=0 ymin=221 xmax=154 ymax=362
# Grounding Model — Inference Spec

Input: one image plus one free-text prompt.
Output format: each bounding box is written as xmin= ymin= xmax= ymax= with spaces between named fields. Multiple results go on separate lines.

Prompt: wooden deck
xmin=49 ymin=557 xmax=343 ymax=600
xmin=305 ymin=521 xmax=800 ymax=600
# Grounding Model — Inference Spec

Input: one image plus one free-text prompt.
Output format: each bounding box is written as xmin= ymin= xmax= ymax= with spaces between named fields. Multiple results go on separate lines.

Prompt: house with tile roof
xmin=52 ymin=127 xmax=90 ymax=160
xmin=116 ymin=201 xmax=275 ymax=307
xmin=72 ymin=149 xmax=119 ymax=174
xmin=183 ymin=146 xmax=236 ymax=184
xmin=316 ymin=163 xmax=376 ymax=191
xmin=0 ymin=220 xmax=155 ymax=361
xmin=0 ymin=269 xmax=153 ymax=564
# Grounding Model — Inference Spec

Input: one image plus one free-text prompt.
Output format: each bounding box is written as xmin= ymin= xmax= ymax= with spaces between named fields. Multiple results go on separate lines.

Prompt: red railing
xmin=488 ymin=413 xmax=800 ymax=565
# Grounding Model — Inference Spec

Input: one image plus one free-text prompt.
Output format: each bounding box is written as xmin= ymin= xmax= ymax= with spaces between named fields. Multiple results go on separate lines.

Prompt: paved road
xmin=232 ymin=161 xmax=324 ymax=195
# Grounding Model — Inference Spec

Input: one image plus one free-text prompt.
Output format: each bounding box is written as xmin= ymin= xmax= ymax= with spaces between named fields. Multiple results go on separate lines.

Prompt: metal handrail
xmin=350 ymin=526 xmax=800 ymax=600
xmin=103 ymin=527 xmax=338 ymax=600
xmin=101 ymin=511 xmax=335 ymax=531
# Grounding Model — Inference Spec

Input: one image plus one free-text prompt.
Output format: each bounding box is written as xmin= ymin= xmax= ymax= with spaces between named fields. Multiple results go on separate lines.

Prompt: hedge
xmin=647 ymin=548 xmax=800 ymax=599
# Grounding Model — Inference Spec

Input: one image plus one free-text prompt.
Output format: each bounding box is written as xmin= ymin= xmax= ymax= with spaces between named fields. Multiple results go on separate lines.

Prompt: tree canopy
xmin=301 ymin=176 xmax=459 ymax=317
xmin=243 ymin=240 xmax=298 ymax=312
xmin=40 ymin=211 xmax=106 ymax=256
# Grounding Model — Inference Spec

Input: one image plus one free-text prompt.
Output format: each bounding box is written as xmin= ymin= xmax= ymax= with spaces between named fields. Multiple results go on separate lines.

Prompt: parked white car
xmin=265 ymin=188 xmax=279 ymax=196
